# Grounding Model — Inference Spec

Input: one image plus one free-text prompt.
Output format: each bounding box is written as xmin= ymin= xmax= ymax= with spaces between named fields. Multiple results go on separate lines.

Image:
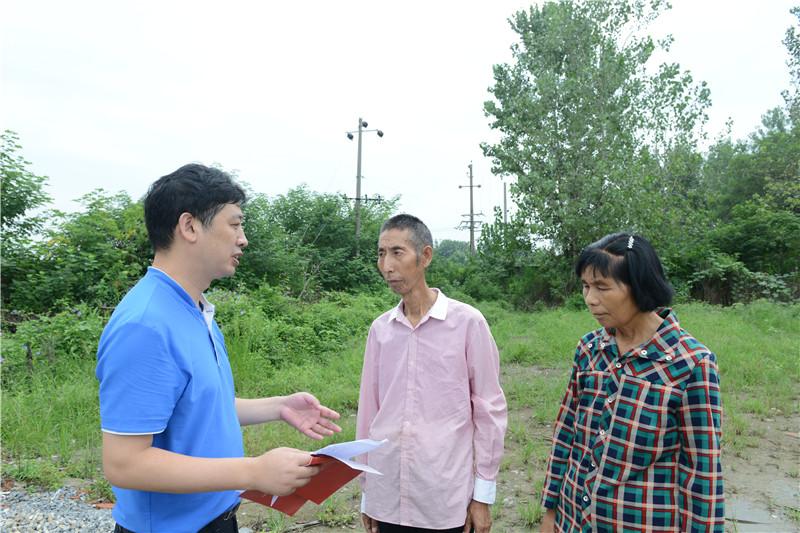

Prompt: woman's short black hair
xmin=575 ymin=232 xmax=674 ymax=311
xmin=144 ymin=163 xmax=247 ymax=252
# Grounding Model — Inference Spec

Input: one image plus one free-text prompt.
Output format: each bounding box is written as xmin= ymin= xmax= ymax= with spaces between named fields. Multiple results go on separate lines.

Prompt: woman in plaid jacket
xmin=540 ymin=233 xmax=724 ymax=533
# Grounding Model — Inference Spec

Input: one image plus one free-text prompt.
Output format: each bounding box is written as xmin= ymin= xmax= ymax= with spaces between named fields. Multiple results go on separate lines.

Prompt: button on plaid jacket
xmin=542 ymin=308 xmax=724 ymax=532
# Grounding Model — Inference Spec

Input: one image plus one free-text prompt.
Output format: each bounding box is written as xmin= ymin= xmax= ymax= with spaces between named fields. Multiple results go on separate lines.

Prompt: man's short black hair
xmin=144 ymin=164 xmax=247 ymax=252
xmin=380 ymin=214 xmax=433 ymax=258
xmin=575 ymin=232 xmax=674 ymax=312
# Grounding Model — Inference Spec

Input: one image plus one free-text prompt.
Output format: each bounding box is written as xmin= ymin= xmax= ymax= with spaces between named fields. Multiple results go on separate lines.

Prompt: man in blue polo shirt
xmin=96 ymin=164 xmax=342 ymax=533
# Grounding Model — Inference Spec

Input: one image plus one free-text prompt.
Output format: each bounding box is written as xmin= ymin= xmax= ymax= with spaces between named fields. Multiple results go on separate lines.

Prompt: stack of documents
xmin=241 ymin=438 xmax=387 ymax=516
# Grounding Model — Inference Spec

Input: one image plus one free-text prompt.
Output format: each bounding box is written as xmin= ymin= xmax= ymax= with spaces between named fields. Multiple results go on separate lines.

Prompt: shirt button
xmin=606 ymin=396 xmax=614 ymax=404
xmin=587 ymin=343 xmax=593 ymax=348
xmin=599 ymin=429 xmax=606 ymax=437
xmin=591 ymin=462 xmax=597 ymax=468
xmin=640 ymin=349 xmax=648 ymax=355
xmin=582 ymin=495 xmax=589 ymax=502
xmin=665 ymin=355 xmax=673 ymax=361
xmin=615 ymin=362 xmax=622 ymax=368
xmin=600 ymin=342 xmax=606 ymax=349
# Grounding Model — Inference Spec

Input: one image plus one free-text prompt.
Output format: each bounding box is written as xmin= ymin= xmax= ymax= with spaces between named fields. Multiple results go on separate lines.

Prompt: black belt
xmin=114 ymin=501 xmax=240 ymax=533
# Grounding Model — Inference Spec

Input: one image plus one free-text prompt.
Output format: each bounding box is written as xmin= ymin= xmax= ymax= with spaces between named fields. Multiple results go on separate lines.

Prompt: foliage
xmin=482 ymin=0 xmax=710 ymax=266
xmin=435 ymin=239 xmax=471 ymax=262
xmin=783 ymin=6 xmax=800 ymax=123
xmin=0 ymin=130 xmax=51 ymax=308
xmin=710 ymin=200 xmax=800 ymax=275
xmin=0 ymin=130 xmax=50 ymax=236
xmin=1 ymin=304 xmax=106 ymax=394
xmin=688 ymin=251 xmax=795 ymax=305
xmin=1 ymin=177 xmax=398 ymax=313
xmin=215 ymin=186 xmax=396 ymax=299
xmin=7 ymin=190 xmax=151 ymax=313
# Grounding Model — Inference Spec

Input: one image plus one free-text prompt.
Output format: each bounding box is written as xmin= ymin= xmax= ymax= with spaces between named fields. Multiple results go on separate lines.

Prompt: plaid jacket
xmin=542 ymin=308 xmax=724 ymax=532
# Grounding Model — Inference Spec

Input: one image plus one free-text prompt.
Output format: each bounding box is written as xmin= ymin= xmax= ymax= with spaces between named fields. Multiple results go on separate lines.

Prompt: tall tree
xmin=1 ymin=131 xmax=51 ymax=308
xmin=783 ymin=6 xmax=800 ymax=123
xmin=482 ymin=0 xmax=710 ymax=272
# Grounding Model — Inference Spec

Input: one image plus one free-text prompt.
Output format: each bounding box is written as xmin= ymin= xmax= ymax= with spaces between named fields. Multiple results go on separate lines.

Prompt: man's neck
xmin=401 ymin=285 xmax=437 ymax=327
xmin=152 ymin=253 xmax=207 ymax=308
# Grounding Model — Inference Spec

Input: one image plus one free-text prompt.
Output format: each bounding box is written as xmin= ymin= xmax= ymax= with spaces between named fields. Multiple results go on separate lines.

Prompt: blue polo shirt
xmin=96 ymin=267 xmax=243 ymax=533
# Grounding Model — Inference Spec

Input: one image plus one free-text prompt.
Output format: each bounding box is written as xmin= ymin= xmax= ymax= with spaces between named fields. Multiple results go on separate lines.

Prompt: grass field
xmin=2 ymin=298 xmax=798 ymax=530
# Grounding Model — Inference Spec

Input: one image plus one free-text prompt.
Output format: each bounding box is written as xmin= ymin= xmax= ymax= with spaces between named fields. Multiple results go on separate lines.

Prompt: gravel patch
xmin=1 ymin=486 xmax=115 ymax=532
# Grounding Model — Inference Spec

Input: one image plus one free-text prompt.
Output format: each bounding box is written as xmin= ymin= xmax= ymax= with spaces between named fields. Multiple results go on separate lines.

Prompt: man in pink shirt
xmin=357 ymin=214 xmax=508 ymax=533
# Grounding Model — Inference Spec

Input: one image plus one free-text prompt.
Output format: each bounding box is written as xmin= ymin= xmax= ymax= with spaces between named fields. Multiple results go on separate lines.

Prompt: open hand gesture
xmin=280 ymin=392 xmax=342 ymax=440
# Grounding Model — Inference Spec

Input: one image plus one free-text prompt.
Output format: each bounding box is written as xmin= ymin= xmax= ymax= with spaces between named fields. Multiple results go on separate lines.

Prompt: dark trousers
xmin=378 ymin=521 xmax=468 ymax=533
xmin=114 ymin=502 xmax=239 ymax=533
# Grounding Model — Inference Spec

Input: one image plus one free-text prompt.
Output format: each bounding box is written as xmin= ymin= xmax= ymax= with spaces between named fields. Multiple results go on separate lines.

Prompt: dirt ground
xmin=237 ymin=415 xmax=800 ymax=533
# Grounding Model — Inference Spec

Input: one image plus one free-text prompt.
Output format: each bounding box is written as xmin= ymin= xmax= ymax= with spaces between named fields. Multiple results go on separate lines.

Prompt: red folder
xmin=240 ymin=455 xmax=361 ymax=516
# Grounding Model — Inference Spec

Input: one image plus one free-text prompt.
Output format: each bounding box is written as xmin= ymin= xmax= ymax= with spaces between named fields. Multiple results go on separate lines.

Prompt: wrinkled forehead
xmin=378 ymin=228 xmax=414 ymax=249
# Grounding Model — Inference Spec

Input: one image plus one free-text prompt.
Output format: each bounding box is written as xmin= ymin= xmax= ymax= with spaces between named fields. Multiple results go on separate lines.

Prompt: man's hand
xmin=361 ymin=513 xmax=379 ymax=533
xmin=250 ymin=447 xmax=319 ymax=496
xmin=465 ymin=500 xmax=492 ymax=533
xmin=539 ymin=508 xmax=556 ymax=533
xmin=280 ymin=392 xmax=342 ymax=440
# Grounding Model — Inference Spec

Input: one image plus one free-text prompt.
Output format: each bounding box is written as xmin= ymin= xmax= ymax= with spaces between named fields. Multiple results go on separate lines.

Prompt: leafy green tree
xmin=710 ymin=199 xmax=800 ymax=275
xmin=1 ymin=131 xmax=51 ymax=309
xmin=10 ymin=191 xmax=150 ymax=313
xmin=224 ymin=186 xmax=396 ymax=299
xmin=427 ymin=240 xmax=472 ymax=297
xmin=435 ymin=240 xmax=470 ymax=263
xmin=481 ymin=0 xmax=710 ymax=299
xmin=783 ymin=6 xmax=800 ymax=122
xmin=1 ymin=131 xmax=50 ymax=236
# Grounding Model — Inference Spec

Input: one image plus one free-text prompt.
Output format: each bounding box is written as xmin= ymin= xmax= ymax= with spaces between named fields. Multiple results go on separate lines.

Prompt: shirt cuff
xmin=472 ymin=477 xmax=496 ymax=504
xmin=360 ymin=492 xmax=366 ymax=513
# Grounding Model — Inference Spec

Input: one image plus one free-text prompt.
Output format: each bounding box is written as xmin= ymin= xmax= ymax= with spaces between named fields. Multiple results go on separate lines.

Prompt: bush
xmin=1 ymin=304 xmax=106 ymax=394
xmin=689 ymin=251 xmax=795 ymax=305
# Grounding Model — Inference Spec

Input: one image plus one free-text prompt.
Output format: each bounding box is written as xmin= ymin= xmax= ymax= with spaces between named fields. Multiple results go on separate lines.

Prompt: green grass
xmin=518 ymin=499 xmax=545 ymax=529
xmin=1 ymin=297 xmax=798 ymax=530
xmin=316 ymin=493 xmax=359 ymax=527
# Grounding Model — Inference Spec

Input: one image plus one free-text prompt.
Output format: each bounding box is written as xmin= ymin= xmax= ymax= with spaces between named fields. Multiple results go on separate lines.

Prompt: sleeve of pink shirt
xmin=356 ymin=325 xmax=380 ymax=490
xmin=467 ymin=314 xmax=508 ymax=503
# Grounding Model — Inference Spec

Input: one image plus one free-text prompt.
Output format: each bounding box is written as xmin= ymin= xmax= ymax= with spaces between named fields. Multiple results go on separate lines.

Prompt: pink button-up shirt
xmin=356 ymin=290 xmax=508 ymax=529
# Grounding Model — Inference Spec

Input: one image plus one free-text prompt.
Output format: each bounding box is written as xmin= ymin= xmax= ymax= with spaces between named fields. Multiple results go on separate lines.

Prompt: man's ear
xmin=175 ymin=212 xmax=199 ymax=244
xmin=421 ymin=244 xmax=433 ymax=269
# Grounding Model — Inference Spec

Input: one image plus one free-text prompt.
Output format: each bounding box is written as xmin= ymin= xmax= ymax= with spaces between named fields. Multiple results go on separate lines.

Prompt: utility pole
xmin=458 ymin=162 xmax=482 ymax=254
xmin=354 ymin=118 xmax=364 ymax=254
xmin=346 ymin=118 xmax=384 ymax=256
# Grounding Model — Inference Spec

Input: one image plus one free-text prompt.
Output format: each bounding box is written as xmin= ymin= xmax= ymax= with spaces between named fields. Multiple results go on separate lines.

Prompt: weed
xmin=518 ymin=499 xmax=544 ymax=529
xmin=256 ymin=509 xmax=288 ymax=533
xmin=86 ymin=477 xmax=115 ymax=503
xmin=3 ymin=458 xmax=63 ymax=490
xmin=316 ymin=494 xmax=358 ymax=526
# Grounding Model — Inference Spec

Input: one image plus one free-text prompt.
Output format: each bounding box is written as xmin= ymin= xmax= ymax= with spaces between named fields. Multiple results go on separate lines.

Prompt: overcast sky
xmin=2 ymin=1 xmax=796 ymax=242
